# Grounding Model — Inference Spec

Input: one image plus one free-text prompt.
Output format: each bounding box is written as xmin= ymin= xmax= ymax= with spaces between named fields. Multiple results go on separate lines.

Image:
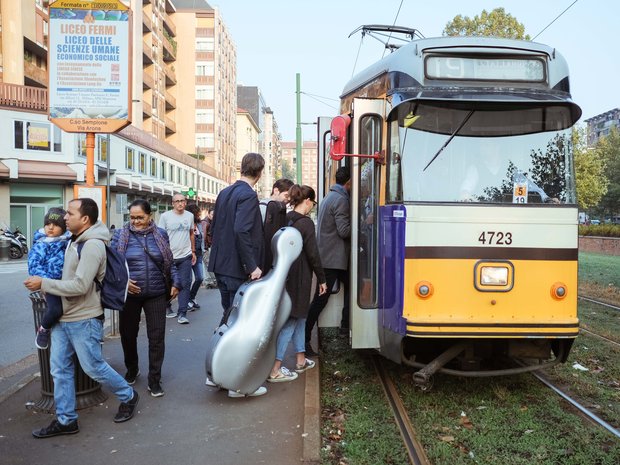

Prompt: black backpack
xmin=77 ymin=240 xmax=129 ymax=311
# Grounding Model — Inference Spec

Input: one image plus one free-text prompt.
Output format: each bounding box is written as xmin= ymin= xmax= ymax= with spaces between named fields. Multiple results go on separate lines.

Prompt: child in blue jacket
xmin=28 ymin=208 xmax=71 ymax=349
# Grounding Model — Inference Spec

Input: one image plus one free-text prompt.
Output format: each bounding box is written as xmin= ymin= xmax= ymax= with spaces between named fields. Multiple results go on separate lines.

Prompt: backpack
xmin=259 ymin=199 xmax=270 ymax=223
xmin=77 ymin=240 xmax=129 ymax=311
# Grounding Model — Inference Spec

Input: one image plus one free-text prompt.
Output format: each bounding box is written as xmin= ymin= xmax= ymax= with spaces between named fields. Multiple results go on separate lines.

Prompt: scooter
xmin=0 ymin=227 xmax=26 ymax=259
xmin=12 ymin=226 xmax=28 ymax=254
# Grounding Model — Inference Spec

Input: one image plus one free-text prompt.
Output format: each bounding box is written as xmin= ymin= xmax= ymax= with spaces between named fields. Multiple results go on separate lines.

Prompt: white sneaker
xmin=228 ymin=386 xmax=267 ymax=398
xmin=205 ymin=377 xmax=217 ymax=387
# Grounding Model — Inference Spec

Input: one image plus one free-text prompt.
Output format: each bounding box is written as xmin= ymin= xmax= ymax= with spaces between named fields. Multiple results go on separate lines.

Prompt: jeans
xmin=305 ymin=268 xmax=350 ymax=344
xmin=275 ymin=317 xmax=306 ymax=361
xmin=189 ymin=254 xmax=204 ymax=301
xmin=50 ymin=318 xmax=133 ymax=425
xmin=174 ymin=254 xmax=193 ymax=317
xmin=42 ymin=293 xmax=63 ymax=329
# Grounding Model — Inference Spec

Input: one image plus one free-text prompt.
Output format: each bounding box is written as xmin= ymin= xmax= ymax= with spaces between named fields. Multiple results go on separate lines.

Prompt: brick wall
xmin=578 ymin=236 xmax=620 ymax=256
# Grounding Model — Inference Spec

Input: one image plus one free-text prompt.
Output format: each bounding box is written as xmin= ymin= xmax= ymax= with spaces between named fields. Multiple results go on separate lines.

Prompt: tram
xmin=317 ymin=28 xmax=582 ymax=385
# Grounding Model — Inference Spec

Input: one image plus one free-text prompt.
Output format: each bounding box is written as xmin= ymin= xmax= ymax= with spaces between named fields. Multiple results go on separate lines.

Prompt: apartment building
xmin=280 ymin=141 xmax=318 ymax=191
xmin=0 ymin=0 xmax=230 ymax=244
xmin=584 ymin=108 xmax=620 ymax=147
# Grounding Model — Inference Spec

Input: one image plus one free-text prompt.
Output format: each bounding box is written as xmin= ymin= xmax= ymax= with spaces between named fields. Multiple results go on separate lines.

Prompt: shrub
xmin=578 ymin=224 xmax=620 ymax=237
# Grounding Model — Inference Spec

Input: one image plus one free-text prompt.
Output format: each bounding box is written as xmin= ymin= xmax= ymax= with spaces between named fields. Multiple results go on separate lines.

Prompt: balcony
xmin=164 ymin=90 xmax=176 ymax=110
xmin=195 ymin=99 xmax=214 ymax=109
xmin=143 ymin=100 xmax=152 ymax=118
xmin=142 ymin=40 xmax=153 ymax=64
xmin=162 ymin=34 xmax=176 ymax=62
xmin=165 ymin=116 xmax=176 ymax=134
xmin=163 ymin=12 xmax=176 ymax=36
xmin=142 ymin=12 xmax=153 ymax=32
xmin=195 ymin=51 xmax=214 ymax=61
xmin=143 ymin=71 xmax=154 ymax=90
xmin=164 ymin=65 xmax=176 ymax=86
xmin=0 ymin=83 xmax=47 ymax=112
xmin=195 ymin=75 xmax=214 ymax=85
xmin=24 ymin=60 xmax=48 ymax=88
xmin=195 ymin=123 xmax=214 ymax=133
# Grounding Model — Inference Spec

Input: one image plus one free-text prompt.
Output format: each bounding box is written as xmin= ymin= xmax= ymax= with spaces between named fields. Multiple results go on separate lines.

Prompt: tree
xmin=573 ymin=127 xmax=608 ymax=211
xmin=443 ymin=8 xmax=530 ymax=40
xmin=595 ymin=128 xmax=620 ymax=218
xmin=281 ymin=158 xmax=295 ymax=182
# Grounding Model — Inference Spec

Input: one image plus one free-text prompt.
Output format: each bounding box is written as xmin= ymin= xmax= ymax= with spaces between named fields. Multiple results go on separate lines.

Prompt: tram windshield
xmin=387 ymin=102 xmax=577 ymax=205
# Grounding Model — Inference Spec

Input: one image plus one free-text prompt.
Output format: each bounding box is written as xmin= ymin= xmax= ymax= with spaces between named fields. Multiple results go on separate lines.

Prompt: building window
xmin=126 ymin=147 xmax=135 ymax=170
xmin=13 ymin=120 xmax=62 ymax=152
xmin=98 ymin=136 xmax=108 ymax=162
xmin=150 ymin=157 xmax=157 ymax=177
xmin=169 ymin=164 xmax=174 ymax=182
xmin=139 ymin=152 xmax=147 ymax=174
xmin=177 ymin=167 xmax=181 ymax=184
xmin=77 ymin=134 xmax=87 ymax=158
xmin=160 ymin=161 xmax=166 ymax=180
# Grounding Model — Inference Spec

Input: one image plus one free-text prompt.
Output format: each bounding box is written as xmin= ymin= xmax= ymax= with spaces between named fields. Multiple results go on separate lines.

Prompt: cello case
xmin=205 ymin=226 xmax=303 ymax=395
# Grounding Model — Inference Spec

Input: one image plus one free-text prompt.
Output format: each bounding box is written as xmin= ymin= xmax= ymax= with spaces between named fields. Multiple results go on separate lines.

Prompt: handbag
xmin=130 ymin=230 xmax=173 ymax=300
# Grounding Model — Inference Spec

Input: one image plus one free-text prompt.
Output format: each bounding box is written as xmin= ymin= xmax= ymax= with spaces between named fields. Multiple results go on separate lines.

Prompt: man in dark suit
xmin=207 ymin=152 xmax=266 ymax=398
xmin=208 ymin=152 xmax=265 ymax=315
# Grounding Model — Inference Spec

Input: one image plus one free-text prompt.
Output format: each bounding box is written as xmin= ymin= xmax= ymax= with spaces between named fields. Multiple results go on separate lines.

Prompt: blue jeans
xmin=50 ymin=318 xmax=133 ymax=425
xmin=174 ymin=254 xmax=193 ymax=317
xmin=275 ymin=317 xmax=306 ymax=361
xmin=189 ymin=254 xmax=204 ymax=301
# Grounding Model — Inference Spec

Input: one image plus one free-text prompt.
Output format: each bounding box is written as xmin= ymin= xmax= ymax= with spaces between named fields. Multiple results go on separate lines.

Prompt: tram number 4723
xmin=478 ymin=231 xmax=513 ymax=245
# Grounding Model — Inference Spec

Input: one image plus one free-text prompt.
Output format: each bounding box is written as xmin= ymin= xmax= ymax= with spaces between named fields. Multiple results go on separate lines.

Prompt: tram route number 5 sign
xmin=48 ymin=0 xmax=132 ymax=134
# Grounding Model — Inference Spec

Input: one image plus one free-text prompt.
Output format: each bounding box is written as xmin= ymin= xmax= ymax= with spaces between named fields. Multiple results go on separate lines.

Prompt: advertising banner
xmin=48 ymin=0 xmax=132 ymax=133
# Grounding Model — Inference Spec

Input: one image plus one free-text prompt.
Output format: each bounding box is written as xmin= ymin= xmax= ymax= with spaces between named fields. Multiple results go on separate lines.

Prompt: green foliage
xmin=578 ymin=224 xmax=620 ymax=237
xmin=281 ymin=159 xmax=295 ymax=181
xmin=595 ymin=128 xmax=620 ymax=218
xmin=573 ymin=127 xmax=608 ymax=209
xmin=443 ymin=8 xmax=530 ymax=40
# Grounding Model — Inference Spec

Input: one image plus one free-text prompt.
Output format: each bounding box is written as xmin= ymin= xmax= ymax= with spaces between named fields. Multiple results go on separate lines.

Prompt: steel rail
xmin=372 ymin=356 xmax=431 ymax=465
xmin=578 ymin=295 xmax=620 ymax=312
xmin=531 ymin=372 xmax=620 ymax=439
xmin=579 ymin=327 xmax=620 ymax=348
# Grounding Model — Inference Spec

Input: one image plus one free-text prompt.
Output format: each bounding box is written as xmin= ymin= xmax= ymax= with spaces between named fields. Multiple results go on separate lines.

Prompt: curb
xmin=302 ymin=330 xmax=321 ymax=464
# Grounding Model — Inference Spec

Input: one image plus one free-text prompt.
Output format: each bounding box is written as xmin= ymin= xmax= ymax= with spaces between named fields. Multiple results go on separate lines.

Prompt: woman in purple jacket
xmin=111 ymin=199 xmax=179 ymax=397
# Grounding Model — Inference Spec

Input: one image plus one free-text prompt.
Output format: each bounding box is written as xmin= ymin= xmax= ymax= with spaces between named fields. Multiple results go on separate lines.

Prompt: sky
xmin=213 ymin=0 xmax=619 ymax=142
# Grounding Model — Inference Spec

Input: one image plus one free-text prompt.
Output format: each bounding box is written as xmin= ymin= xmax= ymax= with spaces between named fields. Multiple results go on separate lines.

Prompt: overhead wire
xmin=532 ymin=0 xmax=579 ymax=40
xmin=382 ymin=0 xmax=405 ymax=58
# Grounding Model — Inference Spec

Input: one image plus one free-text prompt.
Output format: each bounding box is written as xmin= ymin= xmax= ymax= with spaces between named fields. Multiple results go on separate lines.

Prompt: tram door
xmin=350 ymin=98 xmax=383 ymax=349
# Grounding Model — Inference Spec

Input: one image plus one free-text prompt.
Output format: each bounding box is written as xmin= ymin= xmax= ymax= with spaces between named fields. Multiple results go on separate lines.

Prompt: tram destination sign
xmin=425 ymin=56 xmax=546 ymax=82
xmin=48 ymin=0 xmax=132 ymax=133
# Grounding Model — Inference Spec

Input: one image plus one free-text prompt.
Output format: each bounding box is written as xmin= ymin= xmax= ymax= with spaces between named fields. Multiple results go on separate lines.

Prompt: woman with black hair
xmin=111 ymin=199 xmax=179 ymax=397
xmin=267 ymin=185 xmax=327 ymax=382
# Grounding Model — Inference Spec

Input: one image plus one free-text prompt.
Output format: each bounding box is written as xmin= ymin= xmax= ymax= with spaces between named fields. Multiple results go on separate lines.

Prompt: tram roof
xmin=340 ymin=36 xmax=573 ymax=99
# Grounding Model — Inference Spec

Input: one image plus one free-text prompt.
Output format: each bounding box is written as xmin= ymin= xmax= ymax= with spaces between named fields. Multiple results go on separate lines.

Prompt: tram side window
xmin=358 ymin=115 xmax=381 ymax=308
xmin=387 ymin=119 xmax=402 ymax=202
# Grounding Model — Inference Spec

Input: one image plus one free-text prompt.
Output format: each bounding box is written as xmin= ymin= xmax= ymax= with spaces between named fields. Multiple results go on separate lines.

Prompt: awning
xmin=0 ymin=161 xmax=9 ymax=178
xmin=16 ymin=160 xmax=77 ymax=180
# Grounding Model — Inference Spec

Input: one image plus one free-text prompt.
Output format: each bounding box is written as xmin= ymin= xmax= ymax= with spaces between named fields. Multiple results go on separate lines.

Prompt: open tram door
xmin=317 ymin=98 xmax=386 ymax=350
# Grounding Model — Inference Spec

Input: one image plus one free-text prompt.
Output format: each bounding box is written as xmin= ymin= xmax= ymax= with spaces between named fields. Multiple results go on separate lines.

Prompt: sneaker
xmin=205 ymin=376 xmax=217 ymax=387
xmin=177 ymin=316 xmax=190 ymax=324
xmin=295 ymin=358 xmax=316 ymax=373
xmin=35 ymin=327 xmax=50 ymax=350
xmin=32 ymin=419 xmax=79 ymax=438
xmin=267 ymin=367 xmax=299 ymax=383
xmin=228 ymin=386 xmax=267 ymax=398
xmin=114 ymin=390 xmax=140 ymax=423
xmin=189 ymin=300 xmax=201 ymax=310
xmin=124 ymin=368 xmax=140 ymax=385
xmin=166 ymin=307 xmax=177 ymax=319
xmin=305 ymin=344 xmax=319 ymax=357
xmin=148 ymin=382 xmax=164 ymax=397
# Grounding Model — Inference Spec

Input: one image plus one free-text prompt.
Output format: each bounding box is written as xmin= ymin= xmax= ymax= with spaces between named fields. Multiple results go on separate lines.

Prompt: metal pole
xmin=85 ymin=132 xmax=95 ymax=186
xmin=105 ymin=134 xmax=110 ymax=227
xmin=296 ymin=73 xmax=302 ymax=184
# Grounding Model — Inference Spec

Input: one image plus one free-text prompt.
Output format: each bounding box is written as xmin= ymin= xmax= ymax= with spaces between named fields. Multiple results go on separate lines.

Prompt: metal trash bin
xmin=0 ymin=236 xmax=10 ymax=261
xmin=29 ymin=292 xmax=107 ymax=413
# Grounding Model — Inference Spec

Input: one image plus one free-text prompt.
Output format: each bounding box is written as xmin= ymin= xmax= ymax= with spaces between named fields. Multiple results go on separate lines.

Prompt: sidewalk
xmin=0 ymin=288 xmax=320 ymax=465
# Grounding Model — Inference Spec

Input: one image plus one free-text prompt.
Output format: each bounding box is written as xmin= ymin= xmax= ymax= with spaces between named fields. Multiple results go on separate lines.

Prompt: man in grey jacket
xmin=24 ymin=198 xmax=139 ymax=438
xmin=305 ymin=167 xmax=351 ymax=355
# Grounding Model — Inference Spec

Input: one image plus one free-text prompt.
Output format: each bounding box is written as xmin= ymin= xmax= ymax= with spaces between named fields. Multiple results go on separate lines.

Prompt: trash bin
xmin=28 ymin=292 xmax=108 ymax=413
xmin=0 ymin=237 xmax=10 ymax=261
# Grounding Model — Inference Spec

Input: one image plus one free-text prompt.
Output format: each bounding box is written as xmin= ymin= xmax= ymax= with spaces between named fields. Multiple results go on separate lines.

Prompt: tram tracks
xmin=373 ymin=355 xmax=431 ymax=465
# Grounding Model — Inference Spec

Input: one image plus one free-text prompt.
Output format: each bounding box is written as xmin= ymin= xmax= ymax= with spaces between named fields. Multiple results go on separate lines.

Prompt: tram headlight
xmin=551 ymin=282 xmax=568 ymax=300
xmin=480 ymin=266 xmax=509 ymax=286
xmin=415 ymin=281 xmax=434 ymax=299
